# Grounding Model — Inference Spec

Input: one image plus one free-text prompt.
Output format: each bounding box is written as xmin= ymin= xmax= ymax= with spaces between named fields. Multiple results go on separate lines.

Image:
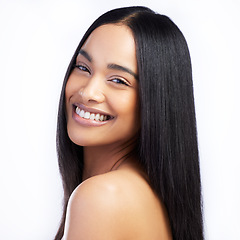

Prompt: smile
xmin=75 ymin=106 xmax=113 ymax=122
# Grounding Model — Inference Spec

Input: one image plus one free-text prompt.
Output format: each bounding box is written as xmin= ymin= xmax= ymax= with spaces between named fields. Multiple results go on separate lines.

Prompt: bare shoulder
xmin=63 ymin=169 xmax=172 ymax=240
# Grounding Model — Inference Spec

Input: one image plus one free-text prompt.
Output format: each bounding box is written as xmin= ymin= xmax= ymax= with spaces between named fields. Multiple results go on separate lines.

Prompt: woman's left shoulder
xmin=63 ymin=168 xmax=172 ymax=239
xmin=63 ymin=171 xmax=140 ymax=239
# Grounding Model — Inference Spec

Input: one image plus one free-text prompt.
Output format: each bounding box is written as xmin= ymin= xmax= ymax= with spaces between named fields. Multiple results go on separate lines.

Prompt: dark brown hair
xmin=55 ymin=6 xmax=203 ymax=240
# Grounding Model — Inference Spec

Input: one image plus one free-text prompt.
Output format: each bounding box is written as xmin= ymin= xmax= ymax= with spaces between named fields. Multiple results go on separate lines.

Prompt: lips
xmin=73 ymin=104 xmax=114 ymax=122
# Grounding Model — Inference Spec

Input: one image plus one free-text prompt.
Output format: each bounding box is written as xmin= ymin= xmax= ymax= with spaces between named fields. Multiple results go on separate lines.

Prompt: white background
xmin=0 ymin=0 xmax=239 ymax=239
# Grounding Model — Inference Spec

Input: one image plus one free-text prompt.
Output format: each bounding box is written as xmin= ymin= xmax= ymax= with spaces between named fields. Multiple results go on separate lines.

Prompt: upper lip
xmin=73 ymin=103 xmax=114 ymax=117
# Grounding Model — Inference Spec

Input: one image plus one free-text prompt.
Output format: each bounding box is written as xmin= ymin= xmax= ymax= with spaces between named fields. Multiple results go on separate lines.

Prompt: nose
xmin=79 ymin=76 xmax=105 ymax=104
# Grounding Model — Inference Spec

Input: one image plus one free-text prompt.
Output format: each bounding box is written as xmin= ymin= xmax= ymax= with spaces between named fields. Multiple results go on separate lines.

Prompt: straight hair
xmin=55 ymin=6 xmax=203 ymax=240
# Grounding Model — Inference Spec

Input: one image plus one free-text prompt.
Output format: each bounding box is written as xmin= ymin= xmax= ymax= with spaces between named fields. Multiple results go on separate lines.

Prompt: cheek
xmin=124 ymin=92 xmax=139 ymax=117
xmin=65 ymin=76 xmax=75 ymax=100
xmin=65 ymin=75 xmax=80 ymax=109
xmin=65 ymin=76 xmax=79 ymax=123
xmin=65 ymin=81 xmax=71 ymax=117
xmin=110 ymin=91 xmax=139 ymax=125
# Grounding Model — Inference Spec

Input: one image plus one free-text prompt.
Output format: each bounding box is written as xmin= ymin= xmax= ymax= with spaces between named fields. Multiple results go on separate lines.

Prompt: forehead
xmin=80 ymin=24 xmax=137 ymax=72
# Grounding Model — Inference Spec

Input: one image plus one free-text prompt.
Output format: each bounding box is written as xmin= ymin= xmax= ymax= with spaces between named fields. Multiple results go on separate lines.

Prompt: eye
xmin=74 ymin=64 xmax=90 ymax=74
xmin=111 ymin=78 xmax=129 ymax=86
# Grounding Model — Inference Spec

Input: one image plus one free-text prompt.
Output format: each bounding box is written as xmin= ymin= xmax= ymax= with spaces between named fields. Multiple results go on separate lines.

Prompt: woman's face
xmin=65 ymin=24 xmax=139 ymax=147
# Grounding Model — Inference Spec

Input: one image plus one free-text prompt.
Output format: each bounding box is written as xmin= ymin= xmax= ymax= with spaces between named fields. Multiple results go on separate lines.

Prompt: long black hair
xmin=55 ymin=6 xmax=203 ymax=240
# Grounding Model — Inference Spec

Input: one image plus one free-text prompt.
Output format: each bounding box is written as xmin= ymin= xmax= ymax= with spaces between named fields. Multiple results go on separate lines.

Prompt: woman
xmin=55 ymin=6 xmax=204 ymax=240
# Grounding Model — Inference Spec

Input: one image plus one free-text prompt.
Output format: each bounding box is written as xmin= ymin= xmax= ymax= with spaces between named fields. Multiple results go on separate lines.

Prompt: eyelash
xmin=74 ymin=64 xmax=129 ymax=86
xmin=110 ymin=78 xmax=129 ymax=86
xmin=74 ymin=64 xmax=91 ymax=74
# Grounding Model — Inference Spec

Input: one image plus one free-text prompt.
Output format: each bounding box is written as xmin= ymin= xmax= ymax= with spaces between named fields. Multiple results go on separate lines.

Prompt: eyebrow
xmin=78 ymin=49 xmax=138 ymax=79
xmin=107 ymin=64 xmax=138 ymax=80
xmin=78 ymin=49 xmax=92 ymax=62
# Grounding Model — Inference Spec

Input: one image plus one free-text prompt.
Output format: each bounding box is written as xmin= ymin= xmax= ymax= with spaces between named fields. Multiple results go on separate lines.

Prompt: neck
xmin=82 ymin=140 xmax=136 ymax=181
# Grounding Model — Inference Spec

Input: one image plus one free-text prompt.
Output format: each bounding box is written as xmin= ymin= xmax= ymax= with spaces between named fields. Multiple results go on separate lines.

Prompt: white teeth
xmin=75 ymin=107 xmax=109 ymax=121
xmin=84 ymin=111 xmax=90 ymax=119
xmin=90 ymin=113 xmax=95 ymax=120
xmin=76 ymin=107 xmax=81 ymax=115
xmin=80 ymin=110 xmax=85 ymax=117
xmin=95 ymin=113 xmax=100 ymax=121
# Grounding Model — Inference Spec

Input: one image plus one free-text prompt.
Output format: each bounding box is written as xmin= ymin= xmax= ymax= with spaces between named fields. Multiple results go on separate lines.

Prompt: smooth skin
xmin=63 ymin=24 xmax=172 ymax=240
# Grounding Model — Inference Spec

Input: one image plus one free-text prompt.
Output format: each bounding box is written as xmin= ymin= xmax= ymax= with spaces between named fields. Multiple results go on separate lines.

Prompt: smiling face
xmin=65 ymin=24 xmax=140 ymax=147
